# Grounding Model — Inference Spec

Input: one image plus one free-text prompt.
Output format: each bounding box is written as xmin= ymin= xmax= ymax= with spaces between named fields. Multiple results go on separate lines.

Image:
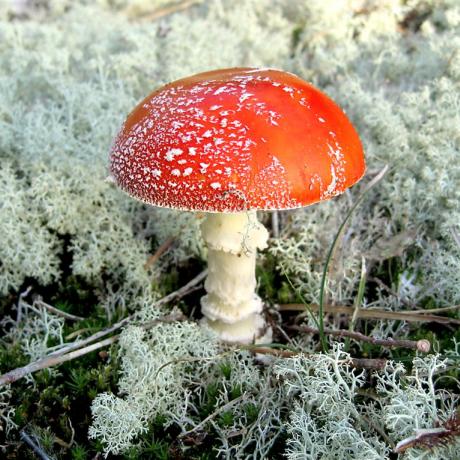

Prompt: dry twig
xmin=287 ymin=325 xmax=431 ymax=353
xmin=0 ymin=311 xmax=191 ymax=387
xmin=35 ymin=299 xmax=85 ymax=322
xmin=279 ymin=303 xmax=460 ymax=326
xmin=133 ymin=0 xmax=202 ymax=22
xmin=0 ymin=271 xmax=207 ymax=387
xmin=51 ymin=270 xmax=206 ymax=358
xmin=144 ymin=236 xmax=176 ymax=269
xmin=410 ymin=305 xmax=460 ymax=315
xmin=158 ymin=269 xmax=207 ymax=305
xmin=244 ymin=346 xmax=387 ymax=370
xmin=368 ymin=276 xmax=416 ymax=309
xmin=0 ymin=336 xmax=119 ymax=386
xmin=395 ymin=411 xmax=460 ymax=453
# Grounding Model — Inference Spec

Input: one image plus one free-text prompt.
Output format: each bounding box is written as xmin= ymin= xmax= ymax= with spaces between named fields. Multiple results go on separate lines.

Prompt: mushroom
xmin=109 ymin=68 xmax=365 ymax=344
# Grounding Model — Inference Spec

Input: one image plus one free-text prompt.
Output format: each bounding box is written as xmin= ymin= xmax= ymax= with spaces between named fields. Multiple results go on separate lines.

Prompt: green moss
xmin=217 ymin=410 xmax=234 ymax=428
xmin=67 ymin=368 xmax=92 ymax=397
xmin=71 ymin=444 xmax=89 ymax=460
xmin=0 ymin=343 xmax=27 ymax=374
xmin=219 ymin=361 xmax=232 ymax=380
xmin=142 ymin=438 xmax=172 ymax=460
xmin=243 ymin=403 xmax=259 ymax=424
xmin=200 ymin=382 xmax=220 ymax=418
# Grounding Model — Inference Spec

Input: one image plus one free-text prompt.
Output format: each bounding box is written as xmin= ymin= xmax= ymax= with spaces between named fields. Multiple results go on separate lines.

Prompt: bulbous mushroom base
xmin=200 ymin=211 xmax=271 ymax=344
xmin=203 ymin=314 xmax=272 ymax=344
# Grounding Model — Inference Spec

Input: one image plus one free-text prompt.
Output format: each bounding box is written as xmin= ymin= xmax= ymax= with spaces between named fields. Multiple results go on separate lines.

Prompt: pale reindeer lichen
xmin=89 ymin=316 xmax=287 ymax=457
xmin=0 ymin=0 xmax=459 ymax=458
xmin=89 ymin=320 xmax=219 ymax=455
xmin=276 ymin=344 xmax=460 ymax=460
xmin=0 ymin=386 xmax=16 ymax=437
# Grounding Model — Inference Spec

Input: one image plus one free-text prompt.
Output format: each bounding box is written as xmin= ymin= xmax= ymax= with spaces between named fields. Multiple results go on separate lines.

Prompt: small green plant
xmin=71 ymin=444 xmax=89 ymax=460
xmin=218 ymin=410 xmax=234 ymax=428
xmin=143 ymin=437 xmax=171 ymax=460
xmin=219 ymin=361 xmax=232 ymax=380
xmin=67 ymin=368 xmax=91 ymax=396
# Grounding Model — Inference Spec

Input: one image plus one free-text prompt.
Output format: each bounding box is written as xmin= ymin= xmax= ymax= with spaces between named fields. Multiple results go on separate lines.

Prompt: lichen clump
xmin=0 ymin=0 xmax=459 ymax=458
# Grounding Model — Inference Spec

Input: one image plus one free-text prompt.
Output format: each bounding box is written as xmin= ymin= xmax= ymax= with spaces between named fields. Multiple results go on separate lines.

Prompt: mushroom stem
xmin=200 ymin=211 xmax=272 ymax=343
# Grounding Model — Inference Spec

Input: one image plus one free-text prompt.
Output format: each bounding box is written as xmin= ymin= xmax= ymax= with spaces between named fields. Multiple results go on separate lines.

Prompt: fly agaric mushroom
xmin=109 ymin=68 xmax=365 ymax=344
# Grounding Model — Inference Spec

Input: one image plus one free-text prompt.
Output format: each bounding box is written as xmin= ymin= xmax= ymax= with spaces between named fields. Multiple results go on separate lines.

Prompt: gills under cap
xmin=110 ymin=67 xmax=366 ymax=212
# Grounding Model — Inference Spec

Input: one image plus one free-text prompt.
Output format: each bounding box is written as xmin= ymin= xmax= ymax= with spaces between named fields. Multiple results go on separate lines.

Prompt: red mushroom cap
xmin=110 ymin=68 xmax=365 ymax=212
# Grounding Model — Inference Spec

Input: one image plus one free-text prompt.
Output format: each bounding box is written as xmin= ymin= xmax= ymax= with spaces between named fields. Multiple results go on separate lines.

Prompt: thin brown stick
xmin=141 ymin=311 xmax=186 ymax=330
xmin=288 ymin=325 xmax=431 ymax=353
xmin=0 ymin=271 xmax=207 ymax=387
xmin=346 ymin=357 xmax=387 ymax=370
xmin=368 ymin=276 xmax=416 ymax=309
xmin=0 ymin=311 xmax=190 ymax=387
xmin=50 ymin=270 xmax=206 ymax=358
xmin=245 ymin=346 xmax=387 ymax=370
xmin=47 ymin=316 xmax=130 ymax=358
xmin=65 ymin=328 xmax=93 ymax=341
xmin=135 ymin=0 xmax=202 ymax=22
xmin=245 ymin=346 xmax=297 ymax=358
xmin=409 ymin=305 xmax=460 ymax=315
xmin=0 ymin=312 xmax=190 ymax=387
xmin=54 ymin=435 xmax=71 ymax=449
xmin=0 ymin=336 xmax=118 ymax=386
xmin=279 ymin=303 xmax=460 ymax=326
xmin=47 ymin=418 xmax=75 ymax=450
xmin=35 ymin=300 xmax=85 ymax=322
xmin=144 ymin=236 xmax=175 ymax=270
xmin=159 ymin=269 xmax=207 ymax=305
xmin=179 ymin=395 xmax=246 ymax=439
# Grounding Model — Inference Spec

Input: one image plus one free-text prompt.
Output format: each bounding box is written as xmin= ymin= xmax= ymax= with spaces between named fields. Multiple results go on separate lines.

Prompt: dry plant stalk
xmin=288 ymin=325 xmax=431 ymax=353
xmin=0 ymin=271 xmax=207 ymax=387
xmin=143 ymin=236 xmax=176 ymax=270
xmin=0 ymin=336 xmax=120 ymax=386
xmin=395 ymin=411 xmax=460 ymax=453
xmin=279 ymin=303 xmax=460 ymax=325
xmin=132 ymin=0 xmax=202 ymax=21
xmin=244 ymin=346 xmax=387 ymax=370
xmin=20 ymin=430 xmax=52 ymax=460
xmin=0 ymin=311 xmax=189 ymax=387
xmin=34 ymin=299 xmax=85 ymax=322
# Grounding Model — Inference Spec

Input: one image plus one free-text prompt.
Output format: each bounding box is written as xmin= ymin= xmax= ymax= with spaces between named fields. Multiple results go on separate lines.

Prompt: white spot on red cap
xmin=214 ymin=86 xmax=228 ymax=95
xmin=165 ymin=148 xmax=183 ymax=161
